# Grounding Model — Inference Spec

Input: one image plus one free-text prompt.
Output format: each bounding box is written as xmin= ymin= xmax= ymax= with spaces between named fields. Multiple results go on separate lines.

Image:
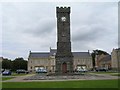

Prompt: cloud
xmin=24 ymin=17 xmax=56 ymax=37
xmin=72 ymin=24 xmax=104 ymax=42
xmin=2 ymin=2 xmax=118 ymax=59
xmin=70 ymin=2 xmax=118 ymax=53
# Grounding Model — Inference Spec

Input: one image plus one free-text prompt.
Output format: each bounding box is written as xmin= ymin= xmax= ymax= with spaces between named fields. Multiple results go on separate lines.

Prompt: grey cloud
xmin=24 ymin=17 xmax=56 ymax=37
xmin=72 ymin=24 xmax=104 ymax=42
xmin=2 ymin=2 xmax=118 ymax=59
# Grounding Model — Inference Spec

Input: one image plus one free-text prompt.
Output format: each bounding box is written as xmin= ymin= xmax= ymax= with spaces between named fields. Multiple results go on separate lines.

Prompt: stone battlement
xmin=56 ymin=7 xmax=70 ymax=13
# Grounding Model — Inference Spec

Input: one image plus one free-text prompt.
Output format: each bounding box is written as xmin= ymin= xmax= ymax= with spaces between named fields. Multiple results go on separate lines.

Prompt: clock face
xmin=62 ymin=32 xmax=66 ymax=36
xmin=61 ymin=16 xmax=66 ymax=22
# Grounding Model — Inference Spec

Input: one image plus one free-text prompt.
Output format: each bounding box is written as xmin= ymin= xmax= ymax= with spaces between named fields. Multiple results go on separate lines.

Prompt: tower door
xmin=62 ymin=62 xmax=67 ymax=73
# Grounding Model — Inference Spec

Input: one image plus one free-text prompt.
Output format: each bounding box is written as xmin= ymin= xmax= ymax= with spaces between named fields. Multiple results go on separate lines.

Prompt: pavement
xmin=2 ymin=73 xmax=118 ymax=82
xmin=2 ymin=74 xmax=35 ymax=82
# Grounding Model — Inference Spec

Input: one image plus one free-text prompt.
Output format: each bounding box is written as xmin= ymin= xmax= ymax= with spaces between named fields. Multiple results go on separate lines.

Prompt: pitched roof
xmin=50 ymin=49 xmax=57 ymax=56
xmin=29 ymin=52 xmax=49 ymax=58
xmin=72 ymin=52 xmax=91 ymax=58
xmin=29 ymin=49 xmax=91 ymax=58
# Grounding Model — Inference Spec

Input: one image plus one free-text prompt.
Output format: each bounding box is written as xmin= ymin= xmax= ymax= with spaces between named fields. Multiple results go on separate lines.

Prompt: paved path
xmin=2 ymin=74 xmax=35 ymax=82
xmin=3 ymin=73 xmax=118 ymax=82
xmin=89 ymin=73 xmax=118 ymax=80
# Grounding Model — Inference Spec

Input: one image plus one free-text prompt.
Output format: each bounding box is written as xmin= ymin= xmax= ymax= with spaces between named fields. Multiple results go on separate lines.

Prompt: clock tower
xmin=55 ymin=7 xmax=73 ymax=74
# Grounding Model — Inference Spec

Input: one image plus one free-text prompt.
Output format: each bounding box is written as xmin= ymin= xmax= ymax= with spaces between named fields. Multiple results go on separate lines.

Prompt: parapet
xmin=56 ymin=7 xmax=70 ymax=13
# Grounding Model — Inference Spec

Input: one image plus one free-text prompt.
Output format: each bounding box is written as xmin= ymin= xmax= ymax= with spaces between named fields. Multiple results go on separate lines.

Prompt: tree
xmin=12 ymin=57 xmax=27 ymax=71
xmin=91 ymin=49 xmax=109 ymax=69
xmin=2 ymin=57 xmax=28 ymax=71
xmin=2 ymin=58 xmax=12 ymax=70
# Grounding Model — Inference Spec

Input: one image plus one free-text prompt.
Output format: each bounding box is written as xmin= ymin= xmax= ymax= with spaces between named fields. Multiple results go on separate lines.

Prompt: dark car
xmin=16 ymin=69 xmax=29 ymax=74
xmin=36 ymin=69 xmax=47 ymax=73
xmin=2 ymin=70 xmax=11 ymax=75
xmin=96 ymin=68 xmax=108 ymax=72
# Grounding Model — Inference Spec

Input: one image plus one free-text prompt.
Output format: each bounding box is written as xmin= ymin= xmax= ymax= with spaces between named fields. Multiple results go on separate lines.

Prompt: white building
xmin=28 ymin=48 xmax=93 ymax=72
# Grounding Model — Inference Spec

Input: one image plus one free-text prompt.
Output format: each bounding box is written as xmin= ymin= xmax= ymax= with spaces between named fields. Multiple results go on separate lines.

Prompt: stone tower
xmin=55 ymin=7 xmax=73 ymax=74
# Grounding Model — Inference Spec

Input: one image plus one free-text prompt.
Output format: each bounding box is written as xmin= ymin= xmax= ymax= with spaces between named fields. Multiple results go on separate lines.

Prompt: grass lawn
xmin=111 ymin=73 xmax=120 ymax=76
xmin=2 ymin=79 xmax=118 ymax=88
xmin=2 ymin=77 xmax=15 ymax=81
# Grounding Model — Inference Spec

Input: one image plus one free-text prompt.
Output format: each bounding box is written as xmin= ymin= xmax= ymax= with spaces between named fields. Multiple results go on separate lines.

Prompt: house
xmin=95 ymin=54 xmax=111 ymax=69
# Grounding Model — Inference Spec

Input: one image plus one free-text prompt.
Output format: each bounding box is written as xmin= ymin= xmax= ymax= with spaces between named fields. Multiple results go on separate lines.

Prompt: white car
xmin=77 ymin=68 xmax=88 ymax=72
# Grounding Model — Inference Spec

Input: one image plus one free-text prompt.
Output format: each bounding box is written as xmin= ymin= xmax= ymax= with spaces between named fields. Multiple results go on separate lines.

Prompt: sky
xmin=0 ymin=1 xmax=118 ymax=60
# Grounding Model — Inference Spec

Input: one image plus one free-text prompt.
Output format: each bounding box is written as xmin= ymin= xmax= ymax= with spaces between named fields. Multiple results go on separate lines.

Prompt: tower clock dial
xmin=61 ymin=16 xmax=66 ymax=22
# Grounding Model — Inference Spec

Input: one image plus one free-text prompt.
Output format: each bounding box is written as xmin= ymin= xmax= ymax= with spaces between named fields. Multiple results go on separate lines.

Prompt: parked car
xmin=36 ymin=69 xmax=47 ymax=73
xmin=96 ymin=68 xmax=108 ymax=72
xmin=2 ymin=70 xmax=11 ymax=75
xmin=16 ymin=69 xmax=29 ymax=74
xmin=77 ymin=68 xmax=88 ymax=73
